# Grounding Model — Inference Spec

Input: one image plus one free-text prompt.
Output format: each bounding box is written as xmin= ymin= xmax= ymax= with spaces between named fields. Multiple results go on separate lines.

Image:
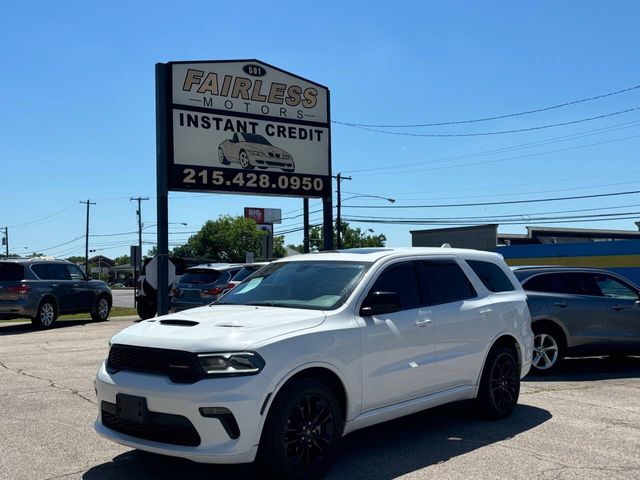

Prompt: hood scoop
xmin=159 ymin=319 xmax=199 ymax=327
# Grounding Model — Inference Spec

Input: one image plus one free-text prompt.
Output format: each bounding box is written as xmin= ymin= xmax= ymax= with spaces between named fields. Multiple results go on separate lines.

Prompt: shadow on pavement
xmin=0 ymin=317 xmax=137 ymax=336
xmin=83 ymin=401 xmax=551 ymax=480
xmin=524 ymin=355 xmax=640 ymax=383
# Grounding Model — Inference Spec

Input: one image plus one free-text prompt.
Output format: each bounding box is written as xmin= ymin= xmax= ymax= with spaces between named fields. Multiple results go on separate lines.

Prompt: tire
xmin=477 ymin=346 xmax=520 ymax=419
xmin=136 ymin=298 xmax=156 ymax=320
xmin=218 ymin=147 xmax=230 ymax=165
xmin=259 ymin=378 xmax=342 ymax=480
xmin=32 ymin=299 xmax=58 ymax=329
xmin=91 ymin=295 xmax=111 ymax=322
xmin=239 ymin=151 xmax=254 ymax=169
xmin=530 ymin=323 xmax=565 ymax=375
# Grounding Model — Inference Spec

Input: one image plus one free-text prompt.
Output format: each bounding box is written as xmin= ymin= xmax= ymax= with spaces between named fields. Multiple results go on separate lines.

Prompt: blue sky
xmin=1 ymin=1 xmax=639 ymax=259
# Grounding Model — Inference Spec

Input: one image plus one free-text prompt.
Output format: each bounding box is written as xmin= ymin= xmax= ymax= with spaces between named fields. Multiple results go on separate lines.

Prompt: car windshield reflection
xmin=216 ymin=261 xmax=370 ymax=310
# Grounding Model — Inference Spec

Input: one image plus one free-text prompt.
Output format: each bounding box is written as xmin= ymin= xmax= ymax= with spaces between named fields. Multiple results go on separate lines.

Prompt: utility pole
xmin=303 ymin=198 xmax=310 ymax=253
xmin=334 ymin=173 xmax=352 ymax=249
xmin=2 ymin=227 xmax=8 ymax=258
xmin=130 ymin=196 xmax=149 ymax=306
xmin=80 ymin=199 xmax=96 ymax=276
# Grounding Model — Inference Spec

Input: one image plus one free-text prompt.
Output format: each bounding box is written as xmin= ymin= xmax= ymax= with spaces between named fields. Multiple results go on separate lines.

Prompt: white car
xmin=95 ymin=248 xmax=533 ymax=479
xmin=218 ymin=133 xmax=295 ymax=172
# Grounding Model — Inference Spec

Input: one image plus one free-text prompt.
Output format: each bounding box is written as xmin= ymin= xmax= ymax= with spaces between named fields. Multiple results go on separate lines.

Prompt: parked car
xmin=218 ymin=133 xmax=295 ymax=172
xmin=226 ymin=261 xmax=269 ymax=290
xmin=0 ymin=258 xmax=112 ymax=329
xmin=95 ymin=248 xmax=532 ymax=479
xmin=170 ymin=263 xmax=244 ymax=312
xmin=512 ymin=266 xmax=640 ymax=374
xmin=135 ymin=257 xmax=218 ymax=319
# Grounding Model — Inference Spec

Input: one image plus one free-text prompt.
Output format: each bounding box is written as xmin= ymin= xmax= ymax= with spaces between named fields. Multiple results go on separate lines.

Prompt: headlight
xmin=247 ymin=150 xmax=265 ymax=156
xmin=197 ymin=352 xmax=265 ymax=376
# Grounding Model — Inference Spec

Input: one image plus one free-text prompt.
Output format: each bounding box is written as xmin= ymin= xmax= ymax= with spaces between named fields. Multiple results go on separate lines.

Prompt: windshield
xmin=242 ymin=133 xmax=272 ymax=146
xmin=217 ymin=260 xmax=370 ymax=310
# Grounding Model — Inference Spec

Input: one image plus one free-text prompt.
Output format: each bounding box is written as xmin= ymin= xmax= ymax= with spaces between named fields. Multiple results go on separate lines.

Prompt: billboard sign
xmin=244 ymin=207 xmax=282 ymax=224
xmin=160 ymin=60 xmax=331 ymax=198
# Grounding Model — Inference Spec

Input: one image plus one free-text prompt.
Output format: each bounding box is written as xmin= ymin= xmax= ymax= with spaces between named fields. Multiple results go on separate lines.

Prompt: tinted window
xmin=523 ymin=273 xmax=599 ymax=296
xmin=593 ymin=274 xmax=639 ymax=300
xmin=467 ymin=260 xmax=515 ymax=292
xmin=48 ymin=264 xmax=71 ymax=280
xmin=418 ymin=261 xmax=477 ymax=306
xmin=67 ymin=265 xmax=85 ymax=281
xmin=232 ymin=265 xmax=263 ymax=282
xmin=369 ymin=262 xmax=421 ymax=310
xmin=31 ymin=264 xmax=52 ymax=280
xmin=0 ymin=263 xmax=24 ymax=281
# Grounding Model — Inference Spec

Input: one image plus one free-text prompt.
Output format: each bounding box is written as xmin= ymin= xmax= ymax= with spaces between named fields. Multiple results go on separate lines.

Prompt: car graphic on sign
xmin=218 ymin=133 xmax=295 ymax=172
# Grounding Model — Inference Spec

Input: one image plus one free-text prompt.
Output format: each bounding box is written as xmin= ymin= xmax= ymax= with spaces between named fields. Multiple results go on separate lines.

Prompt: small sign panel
xmin=162 ymin=60 xmax=331 ymax=198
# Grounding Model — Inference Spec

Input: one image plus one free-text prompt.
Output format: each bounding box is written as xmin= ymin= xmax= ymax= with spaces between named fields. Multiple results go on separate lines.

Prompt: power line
xmin=340 ymin=119 xmax=640 ymax=174
xmin=333 ymin=83 xmax=640 ymax=128
xmin=345 ymin=215 xmax=640 ymax=227
xmin=355 ymin=132 xmax=640 ymax=177
xmin=347 ymin=189 xmax=640 ymax=209
xmin=341 ymin=108 xmax=640 ymax=138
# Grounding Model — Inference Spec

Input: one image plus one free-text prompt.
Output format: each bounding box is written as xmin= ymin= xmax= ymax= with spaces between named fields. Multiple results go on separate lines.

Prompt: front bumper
xmin=94 ymin=361 xmax=271 ymax=463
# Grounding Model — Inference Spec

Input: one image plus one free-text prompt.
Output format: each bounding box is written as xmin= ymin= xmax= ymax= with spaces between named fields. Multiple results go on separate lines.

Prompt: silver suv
xmin=0 ymin=258 xmax=112 ymax=328
xmin=513 ymin=266 xmax=640 ymax=374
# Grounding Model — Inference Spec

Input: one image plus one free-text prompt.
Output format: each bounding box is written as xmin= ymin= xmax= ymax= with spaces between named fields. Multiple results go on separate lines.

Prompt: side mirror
xmin=360 ymin=291 xmax=402 ymax=316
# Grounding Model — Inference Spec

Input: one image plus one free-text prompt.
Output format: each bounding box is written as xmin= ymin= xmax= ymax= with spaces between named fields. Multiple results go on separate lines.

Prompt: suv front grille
xmin=107 ymin=344 xmax=203 ymax=384
xmin=101 ymin=401 xmax=201 ymax=446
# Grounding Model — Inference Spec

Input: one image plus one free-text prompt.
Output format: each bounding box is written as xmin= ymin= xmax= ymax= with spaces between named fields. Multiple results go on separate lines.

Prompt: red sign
xmin=244 ymin=207 xmax=264 ymax=224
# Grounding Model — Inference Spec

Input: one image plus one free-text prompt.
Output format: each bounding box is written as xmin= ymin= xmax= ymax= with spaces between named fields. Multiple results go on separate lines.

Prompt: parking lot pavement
xmin=0 ymin=318 xmax=638 ymax=480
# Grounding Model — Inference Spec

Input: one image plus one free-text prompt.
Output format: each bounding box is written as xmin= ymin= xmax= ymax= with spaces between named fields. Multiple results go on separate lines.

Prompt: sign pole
xmin=155 ymin=63 xmax=170 ymax=316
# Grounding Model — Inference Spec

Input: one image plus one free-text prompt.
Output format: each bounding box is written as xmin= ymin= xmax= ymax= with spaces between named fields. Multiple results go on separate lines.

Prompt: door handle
xmin=611 ymin=304 xmax=624 ymax=311
xmin=52 ymin=284 xmax=59 ymax=287
xmin=415 ymin=319 xmax=432 ymax=327
xmin=554 ymin=301 xmax=568 ymax=308
xmin=73 ymin=284 xmax=80 ymax=287
xmin=479 ymin=308 xmax=493 ymax=315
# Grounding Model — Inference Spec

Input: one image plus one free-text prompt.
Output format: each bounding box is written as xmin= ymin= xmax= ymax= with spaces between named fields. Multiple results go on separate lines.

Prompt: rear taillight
xmin=202 ymin=287 xmax=224 ymax=296
xmin=225 ymin=283 xmax=236 ymax=291
xmin=8 ymin=285 xmax=31 ymax=295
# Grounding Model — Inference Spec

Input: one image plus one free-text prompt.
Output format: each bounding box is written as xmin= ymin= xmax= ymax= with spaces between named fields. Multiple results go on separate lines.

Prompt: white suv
xmin=95 ymin=248 xmax=533 ymax=479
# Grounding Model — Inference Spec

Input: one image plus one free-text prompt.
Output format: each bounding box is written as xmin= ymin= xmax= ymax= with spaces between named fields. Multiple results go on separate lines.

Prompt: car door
xmin=592 ymin=273 xmax=640 ymax=350
xmin=66 ymin=264 xmax=95 ymax=310
xmin=359 ymin=260 xmax=437 ymax=411
xmin=45 ymin=263 xmax=76 ymax=313
xmin=523 ymin=272 xmax=609 ymax=348
xmin=416 ymin=259 xmax=487 ymax=391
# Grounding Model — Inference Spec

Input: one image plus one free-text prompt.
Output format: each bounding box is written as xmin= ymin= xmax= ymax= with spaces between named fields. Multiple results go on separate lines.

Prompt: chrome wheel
xmin=218 ymin=148 xmax=228 ymax=165
xmin=39 ymin=303 xmax=55 ymax=327
xmin=97 ymin=298 xmax=109 ymax=319
xmin=283 ymin=393 xmax=335 ymax=471
xmin=239 ymin=151 xmax=253 ymax=169
xmin=490 ymin=352 xmax=518 ymax=413
xmin=533 ymin=333 xmax=559 ymax=370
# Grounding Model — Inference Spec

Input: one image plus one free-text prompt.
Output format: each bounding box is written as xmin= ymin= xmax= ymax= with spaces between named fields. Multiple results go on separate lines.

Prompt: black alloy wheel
xmin=478 ymin=346 xmax=520 ymax=419
xmin=260 ymin=379 xmax=342 ymax=479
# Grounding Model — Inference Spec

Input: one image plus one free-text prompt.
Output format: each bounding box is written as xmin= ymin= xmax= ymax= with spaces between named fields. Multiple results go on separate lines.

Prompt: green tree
xmin=170 ymin=216 xmax=267 ymax=262
xmin=292 ymin=221 xmax=386 ymax=251
xmin=66 ymin=255 xmax=85 ymax=263
xmin=273 ymin=235 xmax=286 ymax=258
xmin=114 ymin=255 xmax=131 ymax=266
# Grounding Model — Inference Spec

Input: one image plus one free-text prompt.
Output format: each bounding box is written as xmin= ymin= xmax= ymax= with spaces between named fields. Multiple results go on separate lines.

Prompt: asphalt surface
xmin=110 ymin=289 xmax=134 ymax=308
xmin=0 ymin=317 xmax=639 ymax=480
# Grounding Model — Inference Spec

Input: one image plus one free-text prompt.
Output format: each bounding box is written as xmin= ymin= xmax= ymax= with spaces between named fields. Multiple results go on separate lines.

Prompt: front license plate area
xmin=116 ymin=394 xmax=149 ymax=424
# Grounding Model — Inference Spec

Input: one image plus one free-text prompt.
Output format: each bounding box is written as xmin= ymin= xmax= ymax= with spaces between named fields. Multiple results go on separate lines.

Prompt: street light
xmin=336 ymin=192 xmax=395 ymax=249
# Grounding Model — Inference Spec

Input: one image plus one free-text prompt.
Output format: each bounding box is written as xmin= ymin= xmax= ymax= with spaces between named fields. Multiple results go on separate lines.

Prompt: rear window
xmin=0 ymin=263 xmax=24 ymax=281
xmin=179 ymin=270 xmax=222 ymax=285
xmin=467 ymin=260 xmax=515 ymax=293
xmin=418 ymin=261 xmax=477 ymax=306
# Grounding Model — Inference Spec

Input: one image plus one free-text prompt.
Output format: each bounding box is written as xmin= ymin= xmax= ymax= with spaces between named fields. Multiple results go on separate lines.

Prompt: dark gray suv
xmin=513 ymin=266 xmax=640 ymax=374
xmin=0 ymin=259 xmax=112 ymax=329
